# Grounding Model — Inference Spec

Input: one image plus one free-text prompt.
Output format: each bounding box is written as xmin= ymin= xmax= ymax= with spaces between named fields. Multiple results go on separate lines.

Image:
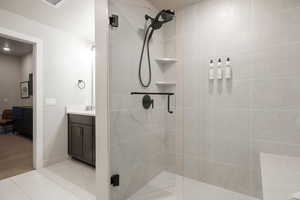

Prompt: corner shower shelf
xmin=156 ymin=58 xmax=178 ymax=64
xmin=156 ymin=81 xmax=176 ymax=86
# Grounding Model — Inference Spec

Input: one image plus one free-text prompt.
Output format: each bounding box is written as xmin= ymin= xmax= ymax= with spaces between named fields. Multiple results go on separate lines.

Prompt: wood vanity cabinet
xmin=68 ymin=114 xmax=95 ymax=167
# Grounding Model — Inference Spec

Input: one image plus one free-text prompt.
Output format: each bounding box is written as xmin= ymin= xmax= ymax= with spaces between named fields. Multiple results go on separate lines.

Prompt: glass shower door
xmin=108 ymin=0 xmax=183 ymax=200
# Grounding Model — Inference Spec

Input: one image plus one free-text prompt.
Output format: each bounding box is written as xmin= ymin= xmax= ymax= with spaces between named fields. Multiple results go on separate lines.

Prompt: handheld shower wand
xmin=138 ymin=9 xmax=175 ymax=88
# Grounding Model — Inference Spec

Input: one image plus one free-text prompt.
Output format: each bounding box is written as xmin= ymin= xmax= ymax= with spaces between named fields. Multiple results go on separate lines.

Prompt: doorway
xmin=0 ymin=27 xmax=43 ymax=177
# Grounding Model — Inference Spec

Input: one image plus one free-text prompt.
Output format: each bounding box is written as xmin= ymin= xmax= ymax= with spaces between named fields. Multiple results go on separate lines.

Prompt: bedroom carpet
xmin=0 ymin=134 xmax=33 ymax=180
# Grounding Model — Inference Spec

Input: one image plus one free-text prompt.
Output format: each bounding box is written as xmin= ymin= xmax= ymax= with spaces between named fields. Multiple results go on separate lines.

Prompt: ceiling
xmin=0 ymin=0 xmax=95 ymax=42
xmin=0 ymin=0 xmax=201 ymax=42
xmin=148 ymin=0 xmax=201 ymax=9
xmin=0 ymin=36 xmax=33 ymax=56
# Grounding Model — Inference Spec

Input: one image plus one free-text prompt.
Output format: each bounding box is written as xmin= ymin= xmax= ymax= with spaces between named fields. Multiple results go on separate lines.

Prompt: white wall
xmin=0 ymin=0 xmax=95 ymax=42
xmin=163 ymin=0 xmax=300 ymax=198
xmin=0 ymin=52 xmax=34 ymax=113
xmin=0 ymin=8 xmax=93 ymax=165
xmin=0 ymin=53 xmax=21 ymax=114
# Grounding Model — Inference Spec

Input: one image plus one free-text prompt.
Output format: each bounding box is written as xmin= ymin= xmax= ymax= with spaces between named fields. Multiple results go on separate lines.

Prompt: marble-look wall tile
xmin=163 ymin=0 xmax=300 ymax=198
xmin=253 ymin=109 xmax=300 ymax=144
xmin=110 ymin=0 xmax=300 ymax=199
xmin=109 ymin=0 xmax=174 ymax=200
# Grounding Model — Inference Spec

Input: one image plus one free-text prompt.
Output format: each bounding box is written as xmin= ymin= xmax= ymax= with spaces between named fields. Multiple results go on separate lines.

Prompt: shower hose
xmin=138 ymin=24 xmax=155 ymax=88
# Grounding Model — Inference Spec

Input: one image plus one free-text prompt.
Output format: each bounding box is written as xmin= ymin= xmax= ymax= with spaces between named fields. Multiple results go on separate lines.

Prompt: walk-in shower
xmin=108 ymin=0 xmax=300 ymax=200
xmin=138 ymin=9 xmax=175 ymax=87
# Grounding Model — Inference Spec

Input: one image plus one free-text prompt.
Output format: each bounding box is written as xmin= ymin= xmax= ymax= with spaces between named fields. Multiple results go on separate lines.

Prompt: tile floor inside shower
xmin=129 ymin=172 xmax=258 ymax=200
xmin=0 ymin=160 xmax=259 ymax=200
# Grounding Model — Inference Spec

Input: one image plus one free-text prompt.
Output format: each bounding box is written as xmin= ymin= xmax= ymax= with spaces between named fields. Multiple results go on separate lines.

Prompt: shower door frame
xmin=95 ymin=0 xmax=110 ymax=200
xmin=95 ymin=1 xmax=184 ymax=200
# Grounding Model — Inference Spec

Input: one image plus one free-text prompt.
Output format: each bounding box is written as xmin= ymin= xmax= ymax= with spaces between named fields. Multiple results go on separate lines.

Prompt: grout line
xmin=38 ymin=167 xmax=95 ymax=200
xmin=10 ymin=177 xmax=33 ymax=200
xmin=10 ymin=170 xmax=93 ymax=200
xmin=36 ymin=170 xmax=92 ymax=200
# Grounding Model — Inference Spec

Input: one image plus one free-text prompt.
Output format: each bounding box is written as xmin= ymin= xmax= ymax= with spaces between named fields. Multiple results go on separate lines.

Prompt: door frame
xmin=0 ymin=27 xmax=44 ymax=169
xmin=95 ymin=0 xmax=110 ymax=200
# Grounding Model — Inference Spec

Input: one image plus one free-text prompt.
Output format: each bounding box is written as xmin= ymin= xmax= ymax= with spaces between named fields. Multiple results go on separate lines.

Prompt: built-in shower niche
xmin=155 ymin=58 xmax=177 ymax=88
xmin=155 ymin=16 xmax=178 ymax=92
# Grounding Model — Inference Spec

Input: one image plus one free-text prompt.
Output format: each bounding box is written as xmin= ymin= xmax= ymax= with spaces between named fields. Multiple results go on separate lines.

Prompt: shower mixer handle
xmin=131 ymin=92 xmax=175 ymax=114
xmin=142 ymin=95 xmax=154 ymax=110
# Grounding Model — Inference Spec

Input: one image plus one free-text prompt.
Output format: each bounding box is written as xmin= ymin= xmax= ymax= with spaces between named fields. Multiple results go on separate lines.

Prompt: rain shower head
xmin=145 ymin=9 xmax=175 ymax=30
xmin=161 ymin=9 xmax=175 ymax=22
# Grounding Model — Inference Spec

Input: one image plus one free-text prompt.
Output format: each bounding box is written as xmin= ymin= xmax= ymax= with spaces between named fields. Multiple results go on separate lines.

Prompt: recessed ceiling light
xmin=3 ymin=47 xmax=11 ymax=52
xmin=3 ymin=44 xmax=11 ymax=52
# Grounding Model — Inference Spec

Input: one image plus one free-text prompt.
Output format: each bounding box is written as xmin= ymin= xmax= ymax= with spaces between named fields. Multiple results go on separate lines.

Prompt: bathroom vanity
xmin=68 ymin=113 xmax=95 ymax=167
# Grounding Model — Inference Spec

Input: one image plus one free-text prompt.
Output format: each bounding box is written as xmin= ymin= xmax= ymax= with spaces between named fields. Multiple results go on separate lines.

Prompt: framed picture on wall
xmin=20 ymin=81 xmax=30 ymax=99
xmin=29 ymin=73 xmax=33 ymax=96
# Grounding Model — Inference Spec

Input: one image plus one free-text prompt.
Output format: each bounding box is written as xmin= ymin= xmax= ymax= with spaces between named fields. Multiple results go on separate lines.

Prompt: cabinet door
xmin=69 ymin=124 xmax=83 ymax=158
xmin=82 ymin=125 xmax=94 ymax=164
xmin=92 ymin=126 xmax=95 ymax=166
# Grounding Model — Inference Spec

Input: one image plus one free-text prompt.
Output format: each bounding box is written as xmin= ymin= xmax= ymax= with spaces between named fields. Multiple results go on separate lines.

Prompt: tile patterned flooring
xmin=0 ymin=160 xmax=96 ymax=200
xmin=0 ymin=161 xmax=258 ymax=200
xmin=129 ymin=172 xmax=259 ymax=200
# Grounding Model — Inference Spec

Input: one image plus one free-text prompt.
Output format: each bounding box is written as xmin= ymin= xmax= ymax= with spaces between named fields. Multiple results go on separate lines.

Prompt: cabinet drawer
xmin=68 ymin=114 xmax=94 ymax=126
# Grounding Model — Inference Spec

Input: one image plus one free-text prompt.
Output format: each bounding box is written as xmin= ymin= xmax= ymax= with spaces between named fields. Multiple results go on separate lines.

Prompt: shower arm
xmin=130 ymin=92 xmax=174 ymax=114
xmin=145 ymin=14 xmax=154 ymax=21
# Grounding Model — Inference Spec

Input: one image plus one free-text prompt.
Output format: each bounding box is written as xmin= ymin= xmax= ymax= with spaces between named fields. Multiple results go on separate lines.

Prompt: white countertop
xmin=65 ymin=106 xmax=96 ymax=116
xmin=261 ymin=153 xmax=300 ymax=200
xmin=67 ymin=110 xmax=95 ymax=116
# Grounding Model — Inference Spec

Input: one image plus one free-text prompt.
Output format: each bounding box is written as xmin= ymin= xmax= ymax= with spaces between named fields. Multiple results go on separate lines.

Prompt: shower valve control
xmin=143 ymin=95 xmax=154 ymax=110
xmin=131 ymin=92 xmax=174 ymax=114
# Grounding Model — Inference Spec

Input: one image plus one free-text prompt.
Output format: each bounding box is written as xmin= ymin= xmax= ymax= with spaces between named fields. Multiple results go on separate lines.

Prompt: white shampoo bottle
xmin=225 ymin=57 xmax=232 ymax=79
xmin=209 ymin=59 xmax=215 ymax=80
xmin=217 ymin=58 xmax=223 ymax=80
